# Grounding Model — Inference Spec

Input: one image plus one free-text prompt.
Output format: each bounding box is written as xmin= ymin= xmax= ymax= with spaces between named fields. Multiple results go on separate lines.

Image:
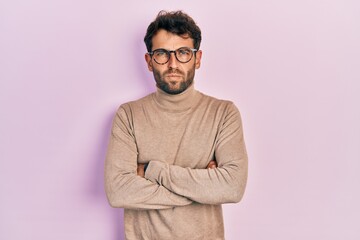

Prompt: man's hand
xmin=137 ymin=163 xmax=145 ymax=177
xmin=206 ymin=160 xmax=217 ymax=169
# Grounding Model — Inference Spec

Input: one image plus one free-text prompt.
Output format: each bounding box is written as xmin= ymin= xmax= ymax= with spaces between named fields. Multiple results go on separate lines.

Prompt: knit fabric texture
xmin=105 ymin=84 xmax=248 ymax=240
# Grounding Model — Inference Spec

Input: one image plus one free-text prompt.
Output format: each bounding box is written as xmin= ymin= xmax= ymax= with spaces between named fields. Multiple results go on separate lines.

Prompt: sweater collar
xmin=153 ymin=83 xmax=201 ymax=112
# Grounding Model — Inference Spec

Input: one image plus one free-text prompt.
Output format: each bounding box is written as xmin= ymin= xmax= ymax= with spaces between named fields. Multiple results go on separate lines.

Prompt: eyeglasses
xmin=148 ymin=47 xmax=198 ymax=65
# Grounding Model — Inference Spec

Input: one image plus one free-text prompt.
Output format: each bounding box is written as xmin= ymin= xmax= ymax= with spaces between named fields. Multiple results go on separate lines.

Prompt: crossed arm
xmin=105 ymin=103 xmax=248 ymax=209
xmin=137 ymin=160 xmax=217 ymax=177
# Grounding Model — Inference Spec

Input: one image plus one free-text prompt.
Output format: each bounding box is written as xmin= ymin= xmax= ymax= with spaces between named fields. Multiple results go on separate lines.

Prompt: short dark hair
xmin=144 ymin=10 xmax=202 ymax=52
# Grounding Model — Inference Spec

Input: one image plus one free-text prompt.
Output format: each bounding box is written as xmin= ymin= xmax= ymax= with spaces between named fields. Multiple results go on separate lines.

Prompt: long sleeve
xmin=144 ymin=103 xmax=248 ymax=205
xmin=104 ymin=105 xmax=193 ymax=209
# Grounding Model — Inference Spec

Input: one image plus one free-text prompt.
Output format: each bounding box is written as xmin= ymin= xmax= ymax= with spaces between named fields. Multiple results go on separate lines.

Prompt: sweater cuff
xmin=144 ymin=161 xmax=167 ymax=184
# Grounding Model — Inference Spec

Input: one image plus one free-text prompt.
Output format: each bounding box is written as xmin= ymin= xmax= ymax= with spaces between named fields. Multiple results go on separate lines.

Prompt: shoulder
xmin=198 ymin=91 xmax=240 ymax=113
xmin=111 ymin=93 xmax=155 ymax=124
xmin=117 ymin=92 xmax=155 ymax=112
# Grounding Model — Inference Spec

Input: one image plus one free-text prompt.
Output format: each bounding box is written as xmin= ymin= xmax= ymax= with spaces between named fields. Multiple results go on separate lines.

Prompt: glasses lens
xmin=175 ymin=47 xmax=193 ymax=63
xmin=153 ymin=49 xmax=169 ymax=64
xmin=151 ymin=47 xmax=195 ymax=64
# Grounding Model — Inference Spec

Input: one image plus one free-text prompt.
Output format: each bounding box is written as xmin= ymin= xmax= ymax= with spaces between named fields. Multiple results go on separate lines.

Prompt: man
xmin=105 ymin=10 xmax=248 ymax=240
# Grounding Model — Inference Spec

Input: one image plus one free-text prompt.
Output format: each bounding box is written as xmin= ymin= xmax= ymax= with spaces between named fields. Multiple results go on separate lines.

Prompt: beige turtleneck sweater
xmin=105 ymin=84 xmax=248 ymax=240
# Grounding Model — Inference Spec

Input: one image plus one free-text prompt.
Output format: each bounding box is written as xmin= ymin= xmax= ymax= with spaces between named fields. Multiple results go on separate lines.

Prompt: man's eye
xmin=155 ymin=50 xmax=167 ymax=56
xmin=178 ymin=49 xmax=191 ymax=55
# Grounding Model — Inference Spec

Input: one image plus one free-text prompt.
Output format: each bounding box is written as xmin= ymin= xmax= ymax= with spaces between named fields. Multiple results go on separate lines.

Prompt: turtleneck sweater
xmin=105 ymin=84 xmax=248 ymax=240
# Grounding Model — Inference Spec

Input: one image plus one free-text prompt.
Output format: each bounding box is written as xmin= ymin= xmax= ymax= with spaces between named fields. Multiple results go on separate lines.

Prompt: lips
xmin=165 ymin=69 xmax=183 ymax=76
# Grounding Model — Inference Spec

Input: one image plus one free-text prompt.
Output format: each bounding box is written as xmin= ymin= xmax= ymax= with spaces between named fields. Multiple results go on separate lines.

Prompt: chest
xmin=133 ymin=106 xmax=225 ymax=168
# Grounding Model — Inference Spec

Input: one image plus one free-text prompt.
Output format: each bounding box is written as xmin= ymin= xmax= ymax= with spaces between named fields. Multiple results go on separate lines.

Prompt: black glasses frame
xmin=148 ymin=47 xmax=198 ymax=65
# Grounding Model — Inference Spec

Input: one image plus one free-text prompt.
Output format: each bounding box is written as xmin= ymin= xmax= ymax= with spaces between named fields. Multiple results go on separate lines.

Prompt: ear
xmin=195 ymin=50 xmax=202 ymax=69
xmin=145 ymin=53 xmax=153 ymax=72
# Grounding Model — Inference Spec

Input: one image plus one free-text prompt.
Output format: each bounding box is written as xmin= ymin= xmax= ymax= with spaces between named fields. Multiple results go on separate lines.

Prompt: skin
xmin=145 ymin=29 xmax=202 ymax=95
xmin=138 ymin=29 xmax=217 ymax=177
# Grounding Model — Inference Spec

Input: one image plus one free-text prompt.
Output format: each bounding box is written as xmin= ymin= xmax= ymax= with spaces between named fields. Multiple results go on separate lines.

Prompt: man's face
xmin=145 ymin=29 xmax=202 ymax=94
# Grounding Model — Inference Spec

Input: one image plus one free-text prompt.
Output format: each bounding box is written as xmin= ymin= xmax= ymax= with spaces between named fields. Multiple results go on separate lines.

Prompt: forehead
xmin=151 ymin=29 xmax=194 ymax=50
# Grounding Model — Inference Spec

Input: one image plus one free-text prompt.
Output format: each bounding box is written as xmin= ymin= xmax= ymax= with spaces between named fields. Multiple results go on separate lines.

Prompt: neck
xmin=153 ymin=83 xmax=201 ymax=112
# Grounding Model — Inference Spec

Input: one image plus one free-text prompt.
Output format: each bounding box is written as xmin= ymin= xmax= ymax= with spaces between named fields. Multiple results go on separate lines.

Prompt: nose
xmin=167 ymin=52 xmax=179 ymax=69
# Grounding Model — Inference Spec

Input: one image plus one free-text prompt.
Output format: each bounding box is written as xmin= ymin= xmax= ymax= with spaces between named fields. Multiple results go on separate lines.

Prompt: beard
xmin=153 ymin=65 xmax=195 ymax=95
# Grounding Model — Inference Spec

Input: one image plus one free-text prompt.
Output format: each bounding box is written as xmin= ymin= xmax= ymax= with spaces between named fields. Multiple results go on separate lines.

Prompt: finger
xmin=210 ymin=160 xmax=218 ymax=167
xmin=137 ymin=164 xmax=145 ymax=177
xmin=207 ymin=162 xmax=216 ymax=169
xmin=208 ymin=163 xmax=216 ymax=169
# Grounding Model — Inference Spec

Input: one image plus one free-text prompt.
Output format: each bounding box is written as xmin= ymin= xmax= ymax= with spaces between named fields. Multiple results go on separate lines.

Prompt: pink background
xmin=1 ymin=0 xmax=359 ymax=239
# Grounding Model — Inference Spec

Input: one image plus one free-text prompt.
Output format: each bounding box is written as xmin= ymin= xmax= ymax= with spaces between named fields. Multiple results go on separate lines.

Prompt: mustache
xmin=165 ymin=69 xmax=184 ymax=75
